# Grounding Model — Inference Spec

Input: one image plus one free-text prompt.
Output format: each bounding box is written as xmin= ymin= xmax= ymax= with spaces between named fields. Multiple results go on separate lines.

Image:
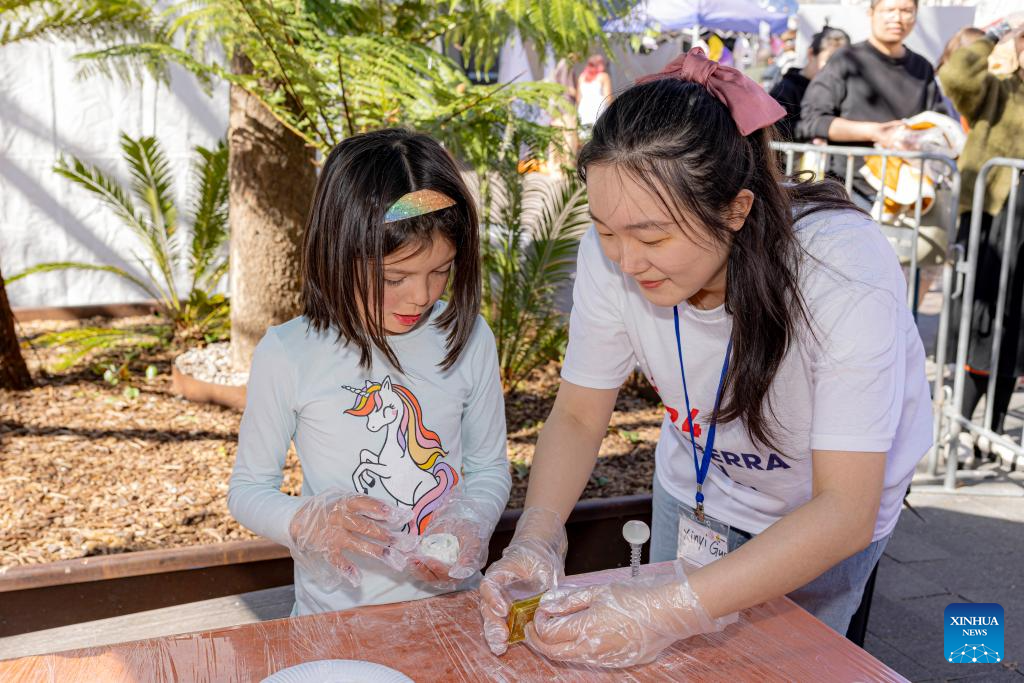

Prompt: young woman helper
xmin=479 ymin=49 xmax=932 ymax=668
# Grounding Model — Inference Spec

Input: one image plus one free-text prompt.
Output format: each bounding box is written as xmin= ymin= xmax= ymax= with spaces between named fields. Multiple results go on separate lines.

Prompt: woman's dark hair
xmin=578 ymin=78 xmax=858 ymax=451
xmin=811 ymin=26 xmax=850 ymax=56
xmin=302 ymin=128 xmax=480 ymax=372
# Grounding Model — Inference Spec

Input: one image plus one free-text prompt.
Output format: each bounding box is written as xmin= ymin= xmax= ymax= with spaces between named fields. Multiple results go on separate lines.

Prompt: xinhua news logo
xmin=944 ymin=603 xmax=1004 ymax=664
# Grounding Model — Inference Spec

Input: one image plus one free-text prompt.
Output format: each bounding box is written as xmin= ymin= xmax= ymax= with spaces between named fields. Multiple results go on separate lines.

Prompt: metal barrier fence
xmin=771 ymin=141 xmax=962 ymax=315
xmin=770 ymin=144 xmax=1024 ymax=491
xmin=934 ymin=158 xmax=1024 ymax=490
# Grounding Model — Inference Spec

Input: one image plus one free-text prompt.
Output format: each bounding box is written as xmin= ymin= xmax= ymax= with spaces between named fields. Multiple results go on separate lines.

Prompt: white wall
xmin=0 ymin=39 xmax=229 ymax=308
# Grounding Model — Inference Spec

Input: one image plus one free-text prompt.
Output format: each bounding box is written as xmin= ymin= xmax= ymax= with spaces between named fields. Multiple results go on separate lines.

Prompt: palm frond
xmin=32 ymin=325 xmax=164 ymax=372
xmin=128 ymin=246 xmax=176 ymax=311
xmin=483 ymin=164 xmax=588 ymax=391
xmin=118 ymin=133 xmax=181 ymax=308
xmin=46 ymin=131 xmax=230 ymax=352
xmin=121 ymin=133 xmax=177 ymax=238
xmin=187 ymin=140 xmax=229 ymax=291
xmin=505 ymin=177 xmax=587 ymax=372
xmin=3 ymin=261 xmax=164 ymax=302
xmin=52 ymin=153 xmax=150 ymax=243
xmin=520 ymin=176 xmax=589 ymax=296
xmin=199 ymin=259 xmax=229 ymax=293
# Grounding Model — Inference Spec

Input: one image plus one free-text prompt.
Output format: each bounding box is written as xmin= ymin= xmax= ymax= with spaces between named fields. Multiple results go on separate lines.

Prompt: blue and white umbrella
xmin=605 ymin=0 xmax=790 ymax=35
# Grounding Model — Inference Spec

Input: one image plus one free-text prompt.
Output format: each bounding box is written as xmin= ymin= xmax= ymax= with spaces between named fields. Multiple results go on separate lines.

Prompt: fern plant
xmin=55 ymin=0 xmax=629 ymax=162
xmin=1 ymin=0 xmax=157 ymax=46
xmin=484 ymin=145 xmax=589 ymax=392
xmin=3 ymin=0 xmax=623 ymax=377
xmin=5 ymin=132 xmax=230 ymax=368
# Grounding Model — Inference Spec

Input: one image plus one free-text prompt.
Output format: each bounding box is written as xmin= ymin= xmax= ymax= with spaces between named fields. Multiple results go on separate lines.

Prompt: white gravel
xmin=174 ymin=343 xmax=248 ymax=387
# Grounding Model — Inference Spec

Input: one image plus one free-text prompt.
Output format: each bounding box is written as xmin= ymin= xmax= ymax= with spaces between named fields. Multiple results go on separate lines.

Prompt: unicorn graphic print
xmin=342 ymin=376 xmax=458 ymax=535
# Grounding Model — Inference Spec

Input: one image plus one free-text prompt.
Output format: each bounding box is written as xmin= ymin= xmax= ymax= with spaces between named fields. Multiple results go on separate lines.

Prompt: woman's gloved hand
xmin=525 ymin=561 xmax=737 ymax=668
xmin=405 ymin=493 xmax=495 ymax=589
xmin=478 ymin=507 xmax=567 ymax=655
xmin=288 ymin=489 xmax=415 ymax=592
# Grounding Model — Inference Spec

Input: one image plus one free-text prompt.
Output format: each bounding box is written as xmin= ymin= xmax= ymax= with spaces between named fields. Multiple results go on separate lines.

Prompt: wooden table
xmin=0 ymin=564 xmax=907 ymax=682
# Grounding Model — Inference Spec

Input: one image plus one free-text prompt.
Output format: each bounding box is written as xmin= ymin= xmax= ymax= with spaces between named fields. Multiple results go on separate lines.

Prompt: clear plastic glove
xmin=478 ymin=507 xmax=567 ymax=656
xmin=405 ymin=493 xmax=494 ymax=589
xmin=525 ymin=560 xmax=737 ymax=668
xmin=984 ymin=13 xmax=1024 ymax=42
xmin=288 ymin=489 xmax=415 ymax=592
xmin=873 ymin=120 xmax=907 ymax=150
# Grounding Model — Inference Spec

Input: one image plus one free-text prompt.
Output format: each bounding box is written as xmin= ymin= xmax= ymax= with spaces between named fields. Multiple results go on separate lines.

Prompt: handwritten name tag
xmin=677 ymin=512 xmax=730 ymax=568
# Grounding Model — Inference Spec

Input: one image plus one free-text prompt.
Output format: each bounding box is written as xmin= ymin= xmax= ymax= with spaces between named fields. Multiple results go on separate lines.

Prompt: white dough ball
xmin=419 ymin=533 xmax=460 ymax=564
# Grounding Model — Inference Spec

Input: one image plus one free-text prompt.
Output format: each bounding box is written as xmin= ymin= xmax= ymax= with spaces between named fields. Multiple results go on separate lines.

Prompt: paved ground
xmin=866 ymin=475 xmax=1024 ymax=682
xmin=863 ymin=289 xmax=1024 ymax=681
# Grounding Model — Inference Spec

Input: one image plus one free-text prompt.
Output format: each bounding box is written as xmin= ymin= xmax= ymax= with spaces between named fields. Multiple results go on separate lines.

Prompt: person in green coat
xmin=939 ymin=18 xmax=1024 ymax=459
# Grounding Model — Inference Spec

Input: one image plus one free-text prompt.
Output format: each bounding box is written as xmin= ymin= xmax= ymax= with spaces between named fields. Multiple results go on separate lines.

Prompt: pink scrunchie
xmin=637 ymin=48 xmax=785 ymax=137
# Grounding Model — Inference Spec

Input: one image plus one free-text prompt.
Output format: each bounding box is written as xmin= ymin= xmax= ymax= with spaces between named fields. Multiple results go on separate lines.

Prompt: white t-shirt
xmin=561 ymin=209 xmax=932 ymax=541
xmin=229 ymin=302 xmax=511 ymax=615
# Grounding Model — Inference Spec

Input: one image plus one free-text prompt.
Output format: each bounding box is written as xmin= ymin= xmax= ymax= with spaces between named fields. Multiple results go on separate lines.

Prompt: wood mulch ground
xmin=0 ymin=316 xmax=663 ymax=569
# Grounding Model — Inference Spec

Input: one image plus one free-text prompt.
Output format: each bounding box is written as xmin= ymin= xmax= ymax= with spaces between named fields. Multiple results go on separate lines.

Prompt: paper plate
xmin=261 ymin=659 xmax=414 ymax=683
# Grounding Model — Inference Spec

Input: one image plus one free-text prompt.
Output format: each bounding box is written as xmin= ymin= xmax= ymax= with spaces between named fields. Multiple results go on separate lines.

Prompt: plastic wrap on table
xmin=0 ymin=562 xmax=907 ymax=682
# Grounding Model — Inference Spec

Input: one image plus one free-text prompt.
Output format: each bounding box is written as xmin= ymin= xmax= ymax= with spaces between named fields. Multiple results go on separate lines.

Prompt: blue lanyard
xmin=673 ymin=306 xmax=732 ymax=523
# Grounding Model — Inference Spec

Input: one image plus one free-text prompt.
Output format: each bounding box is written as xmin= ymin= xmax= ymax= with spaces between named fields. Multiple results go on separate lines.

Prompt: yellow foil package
xmin=506 ymin=593 xmax=543 ymax=644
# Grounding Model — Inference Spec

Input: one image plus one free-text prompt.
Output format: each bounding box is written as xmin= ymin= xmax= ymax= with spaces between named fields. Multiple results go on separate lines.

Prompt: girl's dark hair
xmin=578 ymin=78 xmax=858 ymax=451
xmin=302 ymin=128 xmax=480 ymax=372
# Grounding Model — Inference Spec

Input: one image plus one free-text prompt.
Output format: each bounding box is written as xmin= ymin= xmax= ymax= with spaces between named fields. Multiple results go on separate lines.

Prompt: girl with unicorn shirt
xmin=229 ymin=129 xmax=511 ymax=616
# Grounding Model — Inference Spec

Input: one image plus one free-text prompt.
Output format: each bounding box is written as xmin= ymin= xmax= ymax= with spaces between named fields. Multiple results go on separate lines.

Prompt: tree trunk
xmin=0 ymin=263 xmax=32 ymax=390
xmin=228 ymin=53 xmax=318 ymax=373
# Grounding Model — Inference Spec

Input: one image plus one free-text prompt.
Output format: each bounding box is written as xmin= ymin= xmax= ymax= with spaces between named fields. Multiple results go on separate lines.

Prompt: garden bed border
xmin=1 ymin=495 xmax=652 ymax=637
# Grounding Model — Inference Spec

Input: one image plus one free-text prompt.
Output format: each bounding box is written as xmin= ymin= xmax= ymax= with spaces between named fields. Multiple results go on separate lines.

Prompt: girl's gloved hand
xmin=288 ymin=489 xmax=415 ymax=592
xmin=478 ymin=507 xmax=568 ymax=656
xmin=405 ymin=493 xmax=493 ymax=590
xmin=525 ymin=561 xmax=737 ymax=668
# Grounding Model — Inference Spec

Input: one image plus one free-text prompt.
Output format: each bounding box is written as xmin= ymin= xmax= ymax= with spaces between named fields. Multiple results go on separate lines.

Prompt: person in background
xmin=936 ymin=27 xmax=985 ymax=131
xmin=939 ymin=18 xmax=1024 ymax=461
xmin=576 ymin=54 xmax=613 ymax=137
xmin=770 ymin=26 xmax=851 ymax=141
xmin=545 ymin=54 xmax=580 ymax=170
xmin=774 ymin=30 xmax=800 ymax=77
xmin=799 ymin=0 xmax=941 ymax=206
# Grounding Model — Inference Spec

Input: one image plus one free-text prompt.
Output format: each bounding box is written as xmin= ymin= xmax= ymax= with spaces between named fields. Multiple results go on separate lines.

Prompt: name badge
xmin=676 ymin=508 xmax=731 ymax=568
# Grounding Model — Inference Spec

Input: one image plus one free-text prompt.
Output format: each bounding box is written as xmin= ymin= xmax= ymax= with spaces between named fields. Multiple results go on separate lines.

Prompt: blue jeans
xmin=650 ymin=475 xmax=890 ymax=635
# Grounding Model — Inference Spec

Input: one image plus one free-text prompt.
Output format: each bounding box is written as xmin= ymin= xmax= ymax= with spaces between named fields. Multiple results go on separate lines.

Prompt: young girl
xmin=229 ymin=129 xmax=511 ymax=616
xmin=480 ymin=49 xmax=932 ymax=667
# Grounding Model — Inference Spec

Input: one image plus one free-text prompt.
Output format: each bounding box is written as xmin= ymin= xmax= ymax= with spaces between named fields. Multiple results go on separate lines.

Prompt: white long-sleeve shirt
xmin=229 ymin=302 xmax=511 ymax=615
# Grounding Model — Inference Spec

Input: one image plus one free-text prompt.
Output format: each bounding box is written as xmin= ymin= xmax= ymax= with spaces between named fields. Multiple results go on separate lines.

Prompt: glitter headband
xmin=383 ymin=189 xmax=456 ymax=223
